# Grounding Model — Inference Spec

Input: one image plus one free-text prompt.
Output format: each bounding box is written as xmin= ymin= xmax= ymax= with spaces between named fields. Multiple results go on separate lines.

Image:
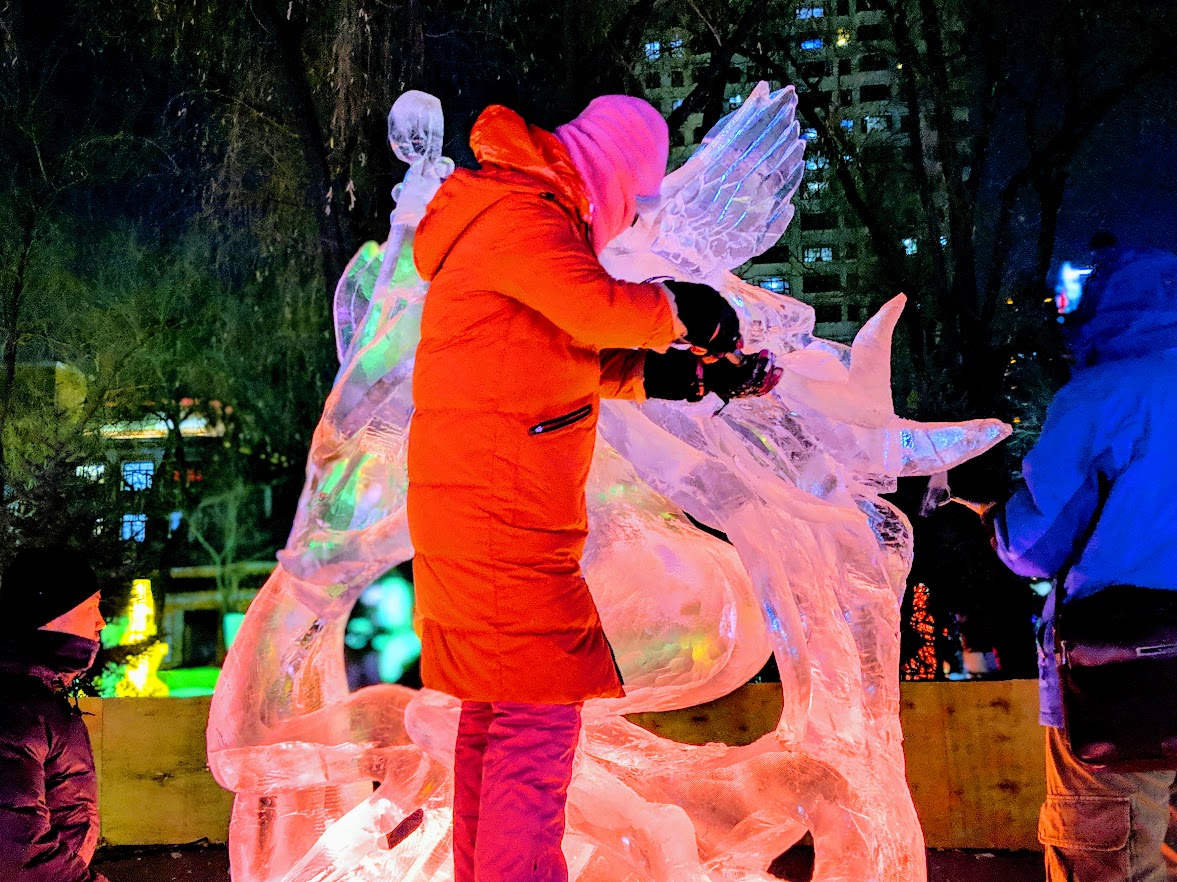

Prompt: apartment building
xmin=639 ymin=1 xmax=921 ymax=341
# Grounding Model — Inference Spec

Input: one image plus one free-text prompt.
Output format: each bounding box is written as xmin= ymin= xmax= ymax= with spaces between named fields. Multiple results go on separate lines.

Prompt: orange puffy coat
xmin=408 ymin=106 xmax=678 ymax=704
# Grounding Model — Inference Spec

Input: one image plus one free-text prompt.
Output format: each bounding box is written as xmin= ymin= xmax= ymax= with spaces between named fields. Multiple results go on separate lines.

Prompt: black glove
xmin=663 ymin=280 xmax=741 ymax=356
xmin=702 ymin=350 xmax=782 ymax=402
xmin=643 ymin=348 xmax=705 ymax=401
xmin=644 ymin=349 xmax=782 ymax=402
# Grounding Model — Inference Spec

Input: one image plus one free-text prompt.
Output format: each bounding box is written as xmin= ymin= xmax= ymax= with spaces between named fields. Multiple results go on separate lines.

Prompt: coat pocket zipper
xmin=528 ymin=404 xmax=592 ymax=436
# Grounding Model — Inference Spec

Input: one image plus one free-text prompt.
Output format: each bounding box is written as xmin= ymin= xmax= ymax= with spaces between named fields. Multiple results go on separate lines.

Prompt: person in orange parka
xmin=408 ymin=95 xmax=768 ymax=882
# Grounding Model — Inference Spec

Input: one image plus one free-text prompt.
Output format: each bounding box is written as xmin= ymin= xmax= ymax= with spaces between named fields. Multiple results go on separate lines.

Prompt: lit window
xmin=836 ymin=28 xmax=851 ymax=47
xmin=796 ymin=5 xmax=824 ymax=19
xmin=801 ymin=127 xmax=818 ymax=142
xmin=939 ymin=235 xmax=948 ymax=246
xmin=728 ymin=93 xmax=744 ymax=108
xmin=806 ymin=180 xmax=829 ymax=195
xmin=121 ymin=513 xmax=147 ymax=542
xmin=902 ymin=237 xmax=918 ymax=255
xmin=840 ymin=118 xmax=854 ymax=131
xmin=168 ymin=511 xmax=183 ymax=533
xmin=758 ymin=276 xmax=788 ymax=294
xmin=669 ymin=37 xmax=684 ymax=57
xmin=121 ymin=460 xmax=155 ymax=491
xmin=644 ymin=41 xmax=662 ymax=61
xmin=865 ymin=115 xmax=887 ymax=133
xmin=672 ymin=98 xmax=683 ymax=110
xmin=76 ymin=463 xmax=106 ymax=483
xmin=805 ymin=154 xmax=829 ymax=170
xmin=803 ymin=246 xmax=834 ymax=263
xmin=800 ymin=38 xmax=824 ymax=51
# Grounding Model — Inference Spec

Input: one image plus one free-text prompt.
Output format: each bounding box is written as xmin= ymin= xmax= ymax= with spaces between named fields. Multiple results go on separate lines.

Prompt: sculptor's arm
xmin=599 ymin=350 xmax=648 ymax=400
xmin=475 ymin=195 xmax=682 ymax=352
xmin=993 ymin=384 xmax=1102 ymax=579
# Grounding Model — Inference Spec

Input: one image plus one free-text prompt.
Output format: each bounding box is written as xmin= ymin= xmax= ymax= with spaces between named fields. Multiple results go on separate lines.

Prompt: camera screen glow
xmin=1055 ymin=261 xmax=1093 ymax=316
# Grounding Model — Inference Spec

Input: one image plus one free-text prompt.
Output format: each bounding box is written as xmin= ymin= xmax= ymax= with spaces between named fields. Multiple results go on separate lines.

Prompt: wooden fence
xmin=80 ymin=679 xmax=1045 ymax=850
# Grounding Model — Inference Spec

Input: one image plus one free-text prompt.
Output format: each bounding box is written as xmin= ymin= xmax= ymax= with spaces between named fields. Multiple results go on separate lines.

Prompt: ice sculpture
xmin=207 ymin=84 xmax=1010 ymax=882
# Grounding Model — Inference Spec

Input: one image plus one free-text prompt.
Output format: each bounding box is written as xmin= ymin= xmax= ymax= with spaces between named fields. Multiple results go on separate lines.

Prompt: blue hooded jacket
xmin=994 ymin=248 xmax=1177 ymax=725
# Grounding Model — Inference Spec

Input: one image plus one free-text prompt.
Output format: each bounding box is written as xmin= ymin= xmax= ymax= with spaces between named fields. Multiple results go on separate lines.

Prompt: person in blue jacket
xmin=992 ymin=239 xmax=1177 ymax=882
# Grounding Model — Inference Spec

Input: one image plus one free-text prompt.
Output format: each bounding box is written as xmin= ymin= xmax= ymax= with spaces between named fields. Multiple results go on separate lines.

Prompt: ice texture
xmin=208 ymin=85 xmax=1010 ymax=882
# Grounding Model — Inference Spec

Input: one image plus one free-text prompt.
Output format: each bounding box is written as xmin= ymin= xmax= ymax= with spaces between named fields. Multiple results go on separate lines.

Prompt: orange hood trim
xmin=415 ymin=106 xmax=592 ymax=281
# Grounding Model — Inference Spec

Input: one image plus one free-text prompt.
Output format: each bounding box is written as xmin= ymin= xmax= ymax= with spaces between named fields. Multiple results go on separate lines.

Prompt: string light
xmin=902 ymin=582 xmax=936 ymax=680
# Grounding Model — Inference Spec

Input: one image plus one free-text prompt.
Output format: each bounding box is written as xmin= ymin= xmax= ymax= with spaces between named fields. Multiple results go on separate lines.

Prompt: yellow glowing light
xmin=115 ymin=578 xmax=170 ymax=697
xmin=127 ymin=656 xmax=150 ymax=691
xmin=1005 ymin=298 xmax=1014 ymax=305
xmin=836 ymin=28 xmax=851 ymax=47
xmin=690 ymin=638 xmax=713 ymax=664
xmin=122 ymin=579 xmax=157 ymax=644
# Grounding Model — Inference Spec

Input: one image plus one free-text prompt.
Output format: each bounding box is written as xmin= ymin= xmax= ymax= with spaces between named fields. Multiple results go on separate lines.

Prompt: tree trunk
xmin=1033 ymin=167 xmax=1068 ymax=297
xmin=260 ymin=0 xmax=353 ymax=290
xmin=0 ymin=216 xmax=36 ymax=501
xmin=887 ymin=2 xmax=954 ymax=354
xmin=668 ymin=2 xmax=769 ymax=137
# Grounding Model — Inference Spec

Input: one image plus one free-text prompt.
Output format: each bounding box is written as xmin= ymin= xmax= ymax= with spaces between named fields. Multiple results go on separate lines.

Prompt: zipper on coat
xmin=528 ymin=404 xmax=592 ymax=436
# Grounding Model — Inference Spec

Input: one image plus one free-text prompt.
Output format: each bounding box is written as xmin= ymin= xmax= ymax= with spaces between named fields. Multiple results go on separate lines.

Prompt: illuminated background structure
xmin=207 ymin=87 xmax=1008 ymax=882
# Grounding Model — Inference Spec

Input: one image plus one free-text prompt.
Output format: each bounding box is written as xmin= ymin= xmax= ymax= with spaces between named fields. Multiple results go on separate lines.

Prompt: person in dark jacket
xmin=0 ymin=546 xmax=108 ymax=882
xmin=991 ymin=242 xmax=1177 ymax=882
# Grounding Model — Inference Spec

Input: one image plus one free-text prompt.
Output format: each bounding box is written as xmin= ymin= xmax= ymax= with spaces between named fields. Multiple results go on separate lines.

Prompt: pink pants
xmin=453 ymin=700 xmax=582 ymax=882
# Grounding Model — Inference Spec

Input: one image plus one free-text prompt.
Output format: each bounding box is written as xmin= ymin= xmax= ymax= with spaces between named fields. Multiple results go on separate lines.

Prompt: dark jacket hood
xmin=1065 ymin=247 xmax=1177 ymax=368
xmin=0 ymin=630 xmax=100 ymax=690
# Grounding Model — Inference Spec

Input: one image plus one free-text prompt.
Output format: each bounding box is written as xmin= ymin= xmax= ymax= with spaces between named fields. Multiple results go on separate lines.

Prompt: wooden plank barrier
xmin=899 ymin=680 xmax=1044 ymax=850
xmin=80 ymin=681 xmax=1045 ymax=850
xmin=627 ymin=679 xmax=1045 ymax=850
xmin=80 ymin=696 xmax=234 ymax=845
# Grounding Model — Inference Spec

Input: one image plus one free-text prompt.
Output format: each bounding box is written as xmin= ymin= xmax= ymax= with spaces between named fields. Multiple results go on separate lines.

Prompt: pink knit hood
xmin=554 ymin=95 xmax=669 ymax=253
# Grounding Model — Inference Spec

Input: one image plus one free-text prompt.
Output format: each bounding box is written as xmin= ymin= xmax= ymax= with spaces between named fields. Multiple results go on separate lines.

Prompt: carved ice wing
xmin=602 ymin=81 xmax=805 ymax=285
xmin=333 ymin=242 xmax=387 ymax=363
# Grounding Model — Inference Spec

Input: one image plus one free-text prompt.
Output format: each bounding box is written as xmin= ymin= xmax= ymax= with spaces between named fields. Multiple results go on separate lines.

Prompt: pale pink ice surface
xmin=207 ymin=88 xmax=1009 ymax=882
